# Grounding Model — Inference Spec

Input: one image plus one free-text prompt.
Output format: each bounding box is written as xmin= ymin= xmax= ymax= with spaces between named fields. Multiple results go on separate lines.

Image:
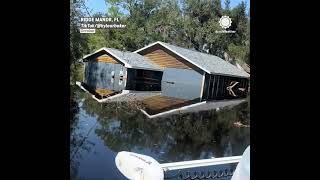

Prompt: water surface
xmin=70 ymin=88 xmax=250 ymax=179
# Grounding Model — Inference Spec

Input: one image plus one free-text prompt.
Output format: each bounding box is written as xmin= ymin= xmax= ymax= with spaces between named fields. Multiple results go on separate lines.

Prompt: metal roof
xmin=134 ymin=41 xmax=250 ymax=78
xmin=81 ymin=47 xmax=163 ymax=71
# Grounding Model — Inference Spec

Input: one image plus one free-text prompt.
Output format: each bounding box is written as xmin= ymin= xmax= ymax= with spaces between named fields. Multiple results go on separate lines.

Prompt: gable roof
xmin=81 ymin=47 xmax=163 ymax=71
xmin=134 ymin=41 xmax=250 ymax=78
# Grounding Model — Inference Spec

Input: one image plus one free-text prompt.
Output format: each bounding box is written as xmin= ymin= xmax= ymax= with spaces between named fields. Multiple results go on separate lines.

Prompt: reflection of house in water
xmin=135 ymin=41 xmax=250 ymax=100
xmin=78 ymin=47 xmax=163 ymax=100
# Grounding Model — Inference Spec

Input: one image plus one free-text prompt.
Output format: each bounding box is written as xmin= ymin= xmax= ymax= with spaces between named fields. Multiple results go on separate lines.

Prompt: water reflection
xmin=72 ymin=66 xmax=249 ymax=179
xmin=84 ymin=94 xmax=249 ymax=162
xmin=70 ymin=93 xmax=128 ymax=180
xmin=70 ymin=88 xmax=249 ymax=179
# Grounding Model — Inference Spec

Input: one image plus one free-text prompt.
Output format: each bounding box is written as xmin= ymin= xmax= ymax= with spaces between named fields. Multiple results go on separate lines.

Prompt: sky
xmin=85 ymin=0 xmax=250 ymax=15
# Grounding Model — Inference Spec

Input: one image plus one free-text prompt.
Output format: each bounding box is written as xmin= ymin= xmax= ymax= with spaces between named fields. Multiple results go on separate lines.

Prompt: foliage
xmin=70 ymin=0 xmax=250 ymax=65
xmin=70 ymin=0 xmax=90 ymax=65
xmin=70 ymin=0 xmax=250 ymax=83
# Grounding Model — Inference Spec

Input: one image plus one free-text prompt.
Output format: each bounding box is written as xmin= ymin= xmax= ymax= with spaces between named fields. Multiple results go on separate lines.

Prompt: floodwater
xmin=70 ymin=67 xmax=250 ymax=180
xmin=70 ymin=90 xmax=250 ymax=180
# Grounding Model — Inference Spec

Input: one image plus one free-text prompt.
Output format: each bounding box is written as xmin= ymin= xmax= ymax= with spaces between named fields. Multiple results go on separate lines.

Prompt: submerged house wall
xmin=84 ymin=61 xmax=126 ymax=91
xmin=162 ymin=68 xmax=202 ymax=100
xmin=136 ymin=42 xmax=249 ymax=101
xmin=84 ymin=53 xmax=127 ymax=91
xmin=81 ymin=43 xmax=249 ymax=102
xmin=126 ymin=68 xmax=162 ymax=91
xmin=137 ymin=44 xmax=205 ymax=98
xmin=83 ymin=51 xmax=163 ymax=92
xmin=202 ymin=74 xmax=249 ymax=100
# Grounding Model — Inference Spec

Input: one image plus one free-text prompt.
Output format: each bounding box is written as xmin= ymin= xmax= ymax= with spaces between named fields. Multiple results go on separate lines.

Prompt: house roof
xmin=134 ymin=41 xmax=250 ymax=78
xmin=81 ymin=47 xmax=163 ymax=71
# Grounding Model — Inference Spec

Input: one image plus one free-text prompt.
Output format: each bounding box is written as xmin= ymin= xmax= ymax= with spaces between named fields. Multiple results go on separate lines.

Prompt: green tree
xmin=79 ymin=0 xmax=250 ymax=68
xmin=224 ymin=0 xmax=230 ymax=11
xmin=227 ymin=43 xmax=247 ymax=64
xmin=70 ymin=0 xmax=89 ymax=64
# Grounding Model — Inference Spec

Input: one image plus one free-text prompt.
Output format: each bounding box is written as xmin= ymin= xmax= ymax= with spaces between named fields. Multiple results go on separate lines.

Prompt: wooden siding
xmin=143 ymin=49 xmax=191 ymax=69
xmin=138 ymin=44 xmax=204 ymax=74
xmin=95 ymin=54 xmax=119 ymax=64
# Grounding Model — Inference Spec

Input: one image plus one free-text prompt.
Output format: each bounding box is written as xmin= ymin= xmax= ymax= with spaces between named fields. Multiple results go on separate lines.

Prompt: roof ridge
xmin=159 ymin=41 xmax=223 ymax=59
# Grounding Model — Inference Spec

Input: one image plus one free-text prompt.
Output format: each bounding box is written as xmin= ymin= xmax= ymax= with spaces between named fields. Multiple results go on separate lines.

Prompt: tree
xmin=227 ymin=43 xmax=247 ymax=64
xmin=224 ymin=0 xmax=230 ymax=11
xmin=212 ymin=0 xmax=222 ymax=17
xmin=70 ymin=0 xmax=90 ymax=64
xmin=71 ymin=0 xmax=250 ymax=75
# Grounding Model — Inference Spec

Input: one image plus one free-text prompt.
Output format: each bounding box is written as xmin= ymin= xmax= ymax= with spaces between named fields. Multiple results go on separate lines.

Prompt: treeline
xmin=70 ymin=0 xmax=250 ymax=73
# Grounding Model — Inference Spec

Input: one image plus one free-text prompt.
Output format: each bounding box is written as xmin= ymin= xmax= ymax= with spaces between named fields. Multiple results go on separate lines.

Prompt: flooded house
xmin=134 ymin=41 xmax=250 ymax=100
xmin=76 ymin=42 xmax=250 ymax=117
xmin=78 ymin=47 xmax=163 ymax=100
xmin=139 ymin=76 xmax=246 ymax=118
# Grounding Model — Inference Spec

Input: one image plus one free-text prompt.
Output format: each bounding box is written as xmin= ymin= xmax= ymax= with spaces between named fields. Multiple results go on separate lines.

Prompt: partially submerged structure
xmin=138 ymin=76 xmax=246 ymax=118
xmin=77 ymin=42 xmax=250 ymax=118
xmin=134 ymin=41 xmax=250 ymax=100
xmin=79 ymin=47 xmax=163 ymax=98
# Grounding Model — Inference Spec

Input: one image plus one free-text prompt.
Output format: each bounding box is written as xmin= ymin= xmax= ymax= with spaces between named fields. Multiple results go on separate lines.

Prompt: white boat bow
xmin=115 ymin=146 xmax=250 ymax=180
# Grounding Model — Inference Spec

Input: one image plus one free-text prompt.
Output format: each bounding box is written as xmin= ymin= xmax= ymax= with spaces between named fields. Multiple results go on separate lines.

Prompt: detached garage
xmin=80 ymin=47 xmax=163 ymax=96
xmin=134 ymin=41 xmax=250 ymax=100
